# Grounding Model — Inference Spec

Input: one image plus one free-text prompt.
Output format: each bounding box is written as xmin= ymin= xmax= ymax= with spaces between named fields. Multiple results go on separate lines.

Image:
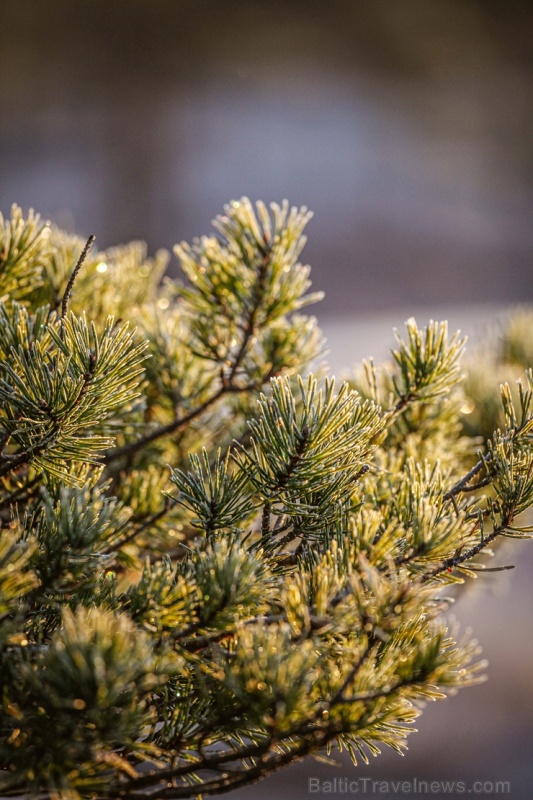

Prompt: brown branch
xmin=0 ymin=435 xmax=54 ymax=480
xmin=0 ymin=472 xmax=41 ymax=510
xmin=102 ymin=498 xmax=175 ymax=554
xmin=104 ymin=386 xmax=226 ymax=465
xmin=272 ymin=424 xmax=310 ymax=493
xmin=392 ymin=391 xmax=418 ymax=414
xmin=443 ymin=458 xmax=487 ymax=501
xmin=118 ymin=723 xmax=338 ymax=799
xmin=420 ymin=521 xmax=505 ymax=583
xmin=61 ymin=235 xmax=95 ymax=318
xmin=330 ymin=639 xmax=374 ymax=705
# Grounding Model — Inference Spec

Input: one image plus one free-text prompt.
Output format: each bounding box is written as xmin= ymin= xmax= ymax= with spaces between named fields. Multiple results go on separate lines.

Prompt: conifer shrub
xmin=0 ymin=199 xmax=531 ymax=798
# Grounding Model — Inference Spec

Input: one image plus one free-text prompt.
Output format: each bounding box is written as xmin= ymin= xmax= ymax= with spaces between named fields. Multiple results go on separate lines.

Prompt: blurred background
xmin=1 ymin=0 xmax=532 ymax=797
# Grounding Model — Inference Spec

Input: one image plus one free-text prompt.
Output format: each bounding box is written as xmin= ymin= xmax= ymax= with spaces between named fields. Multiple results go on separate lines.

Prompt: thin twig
xmin=420 ymin=521 xmax=506 ymax=583
xmin=61 ymin=234 xmax=95 ymax=318
xmin=104 ymin=386 xmax=226 ymax=465
xmin=443 ymin=458 xmax=487 ymax=501
xmin=330 ymin=640 xmax=374 ymax=705
xmin=103 ymin=499 xmax=174 ymax=554
xmin=0 ymin=472 xmax=41 ymax=510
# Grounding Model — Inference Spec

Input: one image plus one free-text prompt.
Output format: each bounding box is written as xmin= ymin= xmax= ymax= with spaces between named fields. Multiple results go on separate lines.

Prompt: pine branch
xmin=1 ymin=200 xmax=532 ymax=799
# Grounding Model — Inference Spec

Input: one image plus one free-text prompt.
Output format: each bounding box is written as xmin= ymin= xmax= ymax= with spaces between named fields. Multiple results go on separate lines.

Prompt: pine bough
xmin=0 ymin=200 xmax=531 ymax=798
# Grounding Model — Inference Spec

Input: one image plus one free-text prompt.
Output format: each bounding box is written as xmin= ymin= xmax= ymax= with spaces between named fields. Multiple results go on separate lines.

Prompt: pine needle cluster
xmin=0 ymin=200 xmax=531 ymax=798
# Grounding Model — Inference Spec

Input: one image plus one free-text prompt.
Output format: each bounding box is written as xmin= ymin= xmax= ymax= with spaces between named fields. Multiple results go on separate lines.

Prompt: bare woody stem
xmin=104 ymin=385 xmax=226 ymax=464
xmin=443 ymin=458 xmax=487 ymax=501
xmin=61 ymin=234 xmax=95 ymax=318
xmin=420 ymin=521 xmax=506 ymax=583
